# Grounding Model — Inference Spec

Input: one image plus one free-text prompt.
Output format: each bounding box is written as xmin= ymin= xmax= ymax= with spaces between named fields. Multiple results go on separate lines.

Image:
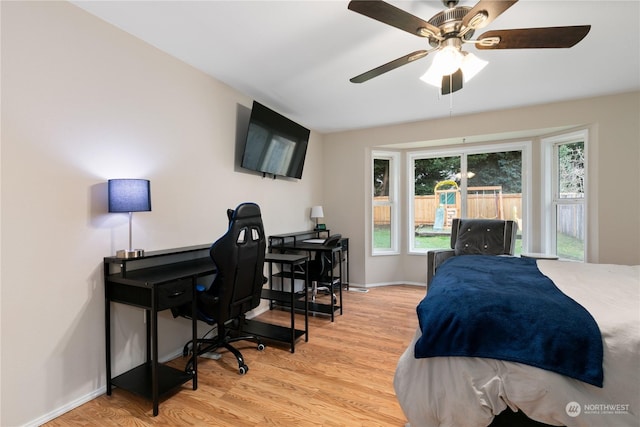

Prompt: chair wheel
xmin=239 ymin=364 xmax=248 ymax=375
xmin=257 ymin=343 xmax=266 ymax=351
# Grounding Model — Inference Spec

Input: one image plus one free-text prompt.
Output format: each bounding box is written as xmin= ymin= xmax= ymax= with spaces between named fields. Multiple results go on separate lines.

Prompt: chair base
xmin=310 ymin=280 xmax=339 ymax=303
xmin=183 ymin=332 xmax=265 ymax=375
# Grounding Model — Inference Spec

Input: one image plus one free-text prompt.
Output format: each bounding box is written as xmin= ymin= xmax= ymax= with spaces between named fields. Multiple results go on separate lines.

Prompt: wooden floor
xmin=44 ymin=285 xmax=425 ymax=426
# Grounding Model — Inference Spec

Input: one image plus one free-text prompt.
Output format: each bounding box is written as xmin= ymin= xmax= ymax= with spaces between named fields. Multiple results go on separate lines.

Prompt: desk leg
xmin=304 ymin=260 xmax=309 ymax=342
xmin=268 ymin=261 xmax=274 ymax=310
xmin=345 ymin=249 xmax=350 ymax=290
xmin=338 ymin=256 xmax=344 ymax=315
xmin=330 ymin=268 xmax=335 ymax=322
xmin=191 ymin=278 xmax=198 ymax=390
xmin=150 ymin=305 xmax=159 ymax=416
xmin=105 ymin=290 xmax=112 ymax=395
xmin=143 ymin=310 xmax=150 ymax=362
xmin=289 ymin=263 xmax=295 ymax=353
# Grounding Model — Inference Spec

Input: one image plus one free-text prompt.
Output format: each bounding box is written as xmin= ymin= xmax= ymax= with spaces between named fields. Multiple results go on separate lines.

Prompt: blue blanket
xmin=415 ymin=255 xmax=603 ymax=387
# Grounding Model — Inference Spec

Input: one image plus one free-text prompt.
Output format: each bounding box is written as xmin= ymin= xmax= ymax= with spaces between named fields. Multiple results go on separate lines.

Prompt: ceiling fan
xmin=348 ymin=0 xmax=591 ymax=94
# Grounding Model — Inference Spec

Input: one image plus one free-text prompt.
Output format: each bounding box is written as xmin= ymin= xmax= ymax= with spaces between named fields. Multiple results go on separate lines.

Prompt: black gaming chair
xmin=178 ymin=202 xmax=267 ymax=375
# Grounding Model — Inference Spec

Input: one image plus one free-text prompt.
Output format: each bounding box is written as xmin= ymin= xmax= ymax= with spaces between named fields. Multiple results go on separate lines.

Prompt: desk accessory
xmin=108 ymin=179 xmax=151 ymax=258
xmin=310 ymin=205 xmax=325 ymax=231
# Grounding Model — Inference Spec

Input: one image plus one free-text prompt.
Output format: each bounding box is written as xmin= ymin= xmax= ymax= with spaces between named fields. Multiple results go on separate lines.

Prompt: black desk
xmin=104 ymin=244 xmax=214 ymax=416
xmin=269 ymin=231 xmax=348 ymax=321
xmin=243 ymin=252 xmax=309 ymax=352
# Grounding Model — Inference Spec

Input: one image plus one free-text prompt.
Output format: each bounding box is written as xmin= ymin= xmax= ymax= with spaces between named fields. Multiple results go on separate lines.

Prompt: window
xmin=543 ymin=131 xmax=587 ymax=261
xmin=372 ymin=151 xmax=400 ymax=254
xmin=466 ymin=151 xmax=523 ymax=233
xmin=410 ymin=154 xmax=461 ymax=251
xmin=409 ymin=143 xmax=528 ymax=254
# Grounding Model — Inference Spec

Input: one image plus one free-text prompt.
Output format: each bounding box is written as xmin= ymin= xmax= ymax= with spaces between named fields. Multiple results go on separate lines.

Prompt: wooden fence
xmin=374 ymin=193 xmax=523 ymax=225
xmin=557 ymin=204 xmax=585 ymax=240
xmin=374 ymin=194 xmax=583 ymax=239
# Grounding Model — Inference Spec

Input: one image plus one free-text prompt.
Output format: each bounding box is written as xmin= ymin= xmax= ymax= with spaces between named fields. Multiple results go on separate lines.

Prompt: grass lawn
xmin=375 ymin=225 xmax=584 ymax=261
xmin=556 ymin=233 xmax=584 ymax=261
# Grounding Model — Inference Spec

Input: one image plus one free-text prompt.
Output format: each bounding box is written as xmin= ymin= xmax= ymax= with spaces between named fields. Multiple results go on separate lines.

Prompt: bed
xmin=394 ymin=256 xmax=639 ymax=427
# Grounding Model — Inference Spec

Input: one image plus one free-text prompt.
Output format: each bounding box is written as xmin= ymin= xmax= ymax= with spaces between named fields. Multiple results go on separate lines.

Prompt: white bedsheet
xmin=394 ymin=260 xmax=640 ymax=427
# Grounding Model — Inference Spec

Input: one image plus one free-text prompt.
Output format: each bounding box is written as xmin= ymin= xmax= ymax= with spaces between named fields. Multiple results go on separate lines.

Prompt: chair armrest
xmin=427 ymin=249 xmax=455 ymax=289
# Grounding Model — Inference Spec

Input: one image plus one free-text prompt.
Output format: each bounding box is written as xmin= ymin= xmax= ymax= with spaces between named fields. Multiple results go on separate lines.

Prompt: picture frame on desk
xmin=315 ymin=223 xmax=326 ymax=231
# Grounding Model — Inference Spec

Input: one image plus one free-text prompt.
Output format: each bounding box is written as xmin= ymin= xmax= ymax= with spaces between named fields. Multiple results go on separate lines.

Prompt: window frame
xmin=407 ymin=150 xmax=463 ymax=253
xmin=372 ymin=150 xmax=400 ymax=255
xmin=408 ymin=141 xmax=531 ymax=254
xmin=542 ymin=129 xmax=588 ymax=261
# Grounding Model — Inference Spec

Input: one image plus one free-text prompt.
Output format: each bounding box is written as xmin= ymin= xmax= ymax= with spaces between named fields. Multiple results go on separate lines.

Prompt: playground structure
xmin=433 ymin=180 xmax=459 ymax=230
xmin=417 ymin=181 xmax=518 ymax=234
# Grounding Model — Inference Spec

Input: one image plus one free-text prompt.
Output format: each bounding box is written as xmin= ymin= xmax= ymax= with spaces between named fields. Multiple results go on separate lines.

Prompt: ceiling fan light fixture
xmin=431 ymin=45 xmax=464 ymax=76
xmin=420 ymin=64 xmax=446 ymax=87
xmin=420 ymin=46 xmax=461 ymax=87
xmin=420 ymin=50 xmax=487 ymax=88
xmin=460 ymin=51 xmax=488 ymax=82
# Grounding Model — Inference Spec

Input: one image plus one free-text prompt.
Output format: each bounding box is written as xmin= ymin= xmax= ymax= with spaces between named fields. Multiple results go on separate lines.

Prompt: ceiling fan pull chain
xmin=449 ymin=74 xmax=454 ymax=117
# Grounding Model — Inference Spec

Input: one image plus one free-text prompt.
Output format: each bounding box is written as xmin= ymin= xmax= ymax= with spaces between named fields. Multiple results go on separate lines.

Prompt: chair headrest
xmin=229 ymin=202 xmax=262 ymax=222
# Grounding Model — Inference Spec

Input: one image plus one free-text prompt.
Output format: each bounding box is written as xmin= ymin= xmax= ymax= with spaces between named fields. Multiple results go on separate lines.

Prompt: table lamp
xmin=310 ymin=205 xmax=325 ymax=230
xmin=108 ymin=179 xmax=151 ymax=258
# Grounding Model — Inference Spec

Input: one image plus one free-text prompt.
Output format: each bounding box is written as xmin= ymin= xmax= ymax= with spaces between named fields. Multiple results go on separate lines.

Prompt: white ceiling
xmin=72 ymin=0 xmax=640 ymax=134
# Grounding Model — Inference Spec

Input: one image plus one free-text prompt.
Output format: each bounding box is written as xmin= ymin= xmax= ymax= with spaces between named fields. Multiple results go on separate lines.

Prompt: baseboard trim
xmin=24 ymin=347 xmax=189 ymax=427
xmin=25 ymin=386 xmax=106 ymax=427
xmin=356 ymin=281 xmax=426 ymax=288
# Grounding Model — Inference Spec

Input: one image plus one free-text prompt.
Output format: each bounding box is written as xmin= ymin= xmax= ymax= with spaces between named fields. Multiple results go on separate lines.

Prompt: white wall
xmin=0 ymin=2 xmax=324 ymax=425
xmin=324 ymin=92 xmax=640 ymax=285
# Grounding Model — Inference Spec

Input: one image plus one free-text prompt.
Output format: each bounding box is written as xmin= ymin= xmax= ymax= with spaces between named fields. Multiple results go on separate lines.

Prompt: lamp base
xmin=116 ymin=249 xmax=145 ymax=259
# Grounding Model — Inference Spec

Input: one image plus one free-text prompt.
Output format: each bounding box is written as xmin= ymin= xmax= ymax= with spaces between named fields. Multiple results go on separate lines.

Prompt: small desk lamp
xmin=108 ymin=179 xmax=151 ymax=258
xmin=310 ymin=205 xmax=325 ymax=230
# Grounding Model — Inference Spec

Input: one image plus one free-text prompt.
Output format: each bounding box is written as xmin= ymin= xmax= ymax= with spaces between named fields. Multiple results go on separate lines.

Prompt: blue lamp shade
xmin=108 ymin=179 xmax=151 ymax=213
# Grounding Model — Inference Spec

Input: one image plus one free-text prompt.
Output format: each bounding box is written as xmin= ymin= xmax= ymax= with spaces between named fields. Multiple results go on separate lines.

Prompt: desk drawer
xmin=157 ymin=280 xmax=192 ymax=310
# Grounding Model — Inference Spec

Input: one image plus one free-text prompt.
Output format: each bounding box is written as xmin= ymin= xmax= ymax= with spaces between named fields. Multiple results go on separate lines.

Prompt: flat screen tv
xmin=241 ymin=101 xmax=310 ymax=179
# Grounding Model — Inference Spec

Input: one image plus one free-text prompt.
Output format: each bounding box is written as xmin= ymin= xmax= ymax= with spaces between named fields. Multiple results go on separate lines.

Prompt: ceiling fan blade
xmin=441 ymin=69 xmax=464 ymax=95
xmin=350 ymin=50 xmax=428 ymax=83
xmin=476 ymin=25 xmax=591 ymax=49
xmin=461 ymin=0 xmax=518 ymax=31
xmin=348 ymin=0 xmax=441 ymax=38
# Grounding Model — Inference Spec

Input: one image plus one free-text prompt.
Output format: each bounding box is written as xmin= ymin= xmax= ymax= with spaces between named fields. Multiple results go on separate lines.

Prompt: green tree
xmin=373 ymin=158 xmax=389 ymax=197
xmin=467 ymin=151 xmax=522 ymax=193
xmin=558 ymin=142 xmax=584 ymax=195
xmin=414 ymin=156 xmax=461 ymax=195
xmin=413 ymin=151 xmax=522 ymax=195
